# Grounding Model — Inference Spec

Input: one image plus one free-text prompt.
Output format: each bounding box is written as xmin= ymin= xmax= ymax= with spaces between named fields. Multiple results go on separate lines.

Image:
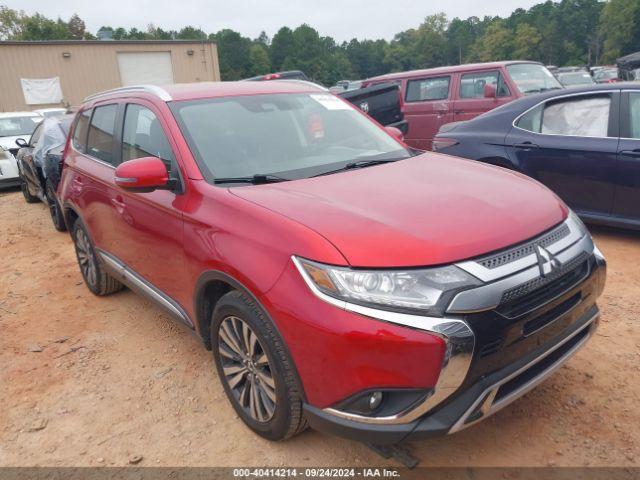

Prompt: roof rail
xmin=83 ymin=85 xmax=172 ymax=103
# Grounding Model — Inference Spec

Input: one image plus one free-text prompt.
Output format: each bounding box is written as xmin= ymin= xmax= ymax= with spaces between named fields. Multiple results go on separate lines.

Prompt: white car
xmin=0 ymin=112 xmax=43 ymax=188
xmin=33 ymin=108 xmax=67 ymax=119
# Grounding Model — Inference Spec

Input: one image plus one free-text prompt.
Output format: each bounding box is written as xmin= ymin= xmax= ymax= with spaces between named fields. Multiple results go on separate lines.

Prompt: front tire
xmin=211 ymin=291 xmax=307 ymax=440
xmin=72 ymin=219 xmax=123 ymax=296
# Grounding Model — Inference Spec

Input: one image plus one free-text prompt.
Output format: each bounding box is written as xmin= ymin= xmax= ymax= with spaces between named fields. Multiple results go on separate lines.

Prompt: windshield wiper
xmin=312 ymin=158 xmax=402 ymax=177
xmin=213 ymin=174 xmax=289 ymax=185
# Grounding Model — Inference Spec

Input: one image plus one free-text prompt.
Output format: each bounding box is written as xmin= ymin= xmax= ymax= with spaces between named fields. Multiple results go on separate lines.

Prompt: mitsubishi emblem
xmin=535 ymin=245 xmax=560 ymax=277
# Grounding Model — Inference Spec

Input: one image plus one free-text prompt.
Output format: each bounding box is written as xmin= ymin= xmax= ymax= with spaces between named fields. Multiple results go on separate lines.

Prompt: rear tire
xmin=211 ymin=290 xmax=307 ymax=440
xmin=20 ymin=178 xmax=39 ymax=203
xmin=72 ymin=219 xmax=123 ymax=296
xmin=45 ymin=180 xmax=66 ymax=232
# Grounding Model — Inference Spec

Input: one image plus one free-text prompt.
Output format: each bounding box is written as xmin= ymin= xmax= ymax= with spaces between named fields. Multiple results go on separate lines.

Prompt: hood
xmin=231 ymin=154 xmax=568 ymax=267
xmin=0 ymin=135 xmax=30 ymax=151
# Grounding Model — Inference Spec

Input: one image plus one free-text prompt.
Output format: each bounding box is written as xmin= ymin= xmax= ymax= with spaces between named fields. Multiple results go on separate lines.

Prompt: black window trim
xmin=404 ymin=75 xmax=451 ymax=103
xmin=512 ymin=90 xmax=621 ymax=139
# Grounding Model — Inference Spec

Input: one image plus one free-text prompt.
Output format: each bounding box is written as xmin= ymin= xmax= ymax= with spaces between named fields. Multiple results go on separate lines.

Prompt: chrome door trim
xmin=97 ymin=249 xmax=193 ymax=327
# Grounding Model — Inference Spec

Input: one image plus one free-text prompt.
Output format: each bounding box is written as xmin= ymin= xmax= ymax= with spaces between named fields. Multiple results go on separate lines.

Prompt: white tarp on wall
xmin=21 ymin=77 xmax=64 ymax=105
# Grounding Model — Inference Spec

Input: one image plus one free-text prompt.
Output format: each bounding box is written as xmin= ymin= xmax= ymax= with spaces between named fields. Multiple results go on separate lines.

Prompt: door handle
xmin=454 ymin=110 xmax=464 ymax=115
xmin=111 ymin=196 xmax=126 ymax=214
xmin=513 ymin=142 xmax=539 ymax=150
xmin=619 ymin=149 xmax=640 ymax=158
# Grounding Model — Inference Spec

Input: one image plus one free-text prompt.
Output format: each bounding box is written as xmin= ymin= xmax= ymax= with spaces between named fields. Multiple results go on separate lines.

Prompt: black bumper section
xmin=303 ymin=256 xmax=605 ymax=445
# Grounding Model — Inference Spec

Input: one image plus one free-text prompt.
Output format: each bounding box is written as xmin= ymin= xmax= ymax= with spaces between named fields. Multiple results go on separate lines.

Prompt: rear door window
xmin=459 ymin=71 xmax=510 ymax=98
xmin=72 ymin=110 xmax=91 ymax=153
xmin=517 ymin=95 xmax=612 ymax=137
xmin=405 ymin=76 xmax=450 ymax=102
xmin=86 ymin=104 xmax=118 ymax=165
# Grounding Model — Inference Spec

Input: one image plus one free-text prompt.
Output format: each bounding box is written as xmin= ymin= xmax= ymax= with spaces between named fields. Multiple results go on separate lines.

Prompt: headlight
xmin=293 ymin=257 xmax=481 ymax=316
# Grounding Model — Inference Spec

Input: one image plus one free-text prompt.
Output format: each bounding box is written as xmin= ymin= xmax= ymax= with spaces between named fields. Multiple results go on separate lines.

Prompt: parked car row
xmin=11 ymin=76 xmax=607 ymax=446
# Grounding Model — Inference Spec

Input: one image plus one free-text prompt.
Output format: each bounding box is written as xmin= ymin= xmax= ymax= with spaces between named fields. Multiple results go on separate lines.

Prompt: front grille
xmin=499 ymin=252 xmax=590 ymax=310
xmin=478 ymin=223 xmax=571 ymax=270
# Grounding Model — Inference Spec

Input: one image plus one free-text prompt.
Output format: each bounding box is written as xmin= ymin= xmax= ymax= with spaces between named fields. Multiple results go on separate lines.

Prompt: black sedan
xmin=433 ymin=83 xmax=640 ymax=230
xmin=16 ymin=114 xmax=73 ymax=231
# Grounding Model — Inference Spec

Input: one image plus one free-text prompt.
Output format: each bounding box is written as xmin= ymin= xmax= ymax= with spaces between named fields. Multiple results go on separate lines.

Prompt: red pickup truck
xmin=362 ymin=61 xmax=562 ymax=150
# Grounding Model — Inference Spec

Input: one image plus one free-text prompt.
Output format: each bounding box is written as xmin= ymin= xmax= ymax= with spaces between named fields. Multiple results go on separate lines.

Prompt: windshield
xmin=597 ymin=69 xmax=618 ymax=80
xmin=170 ymin=93 xmax=410 ymax=183
xmin=0 ymin=116 xmax=41 ymax=137
xmin=506 ymin=64 xmax=563 ymax=95
xmin=558 ymin=72 xmax=595 ymax=86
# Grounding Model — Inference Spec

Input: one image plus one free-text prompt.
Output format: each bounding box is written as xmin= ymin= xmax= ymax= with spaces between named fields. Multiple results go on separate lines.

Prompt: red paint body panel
xmin=231 ymin=153 xmax=568 ymax=268
xmin=58 ymin=81 xmax=569 ymax=410
xmin=262 ymin=262 xmax=446 ymax=407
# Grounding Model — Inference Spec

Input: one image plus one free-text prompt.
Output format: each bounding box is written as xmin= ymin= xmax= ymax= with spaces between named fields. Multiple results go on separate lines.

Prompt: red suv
xmin=362 ymin=61 xmax=562 ymax=150
xmin=58 ymin=81 xmax=605 ymax=444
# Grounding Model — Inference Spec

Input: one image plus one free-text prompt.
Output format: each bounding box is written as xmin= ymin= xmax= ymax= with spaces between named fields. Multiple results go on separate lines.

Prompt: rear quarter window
xmin=86 ymin=104 xmax=118 ymax=165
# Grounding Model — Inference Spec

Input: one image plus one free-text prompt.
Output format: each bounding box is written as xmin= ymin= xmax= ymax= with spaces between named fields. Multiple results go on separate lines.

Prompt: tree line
xmin=1 ymin=0 xmax=639 ymax=85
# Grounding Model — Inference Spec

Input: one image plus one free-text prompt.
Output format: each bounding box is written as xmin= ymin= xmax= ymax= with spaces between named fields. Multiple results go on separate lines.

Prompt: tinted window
xmin=460 ymin=71 xmax=510 ymax=98
xmin=87 ymin=104 xmax=118 ymax=165
xmin=628 ymin=92 xmax=640 ymax=139
xmin=405 ymin=77 xmax=450 ymax=102
xmin=72 ymin=110 xmax=91 ymax=153
xmin=517 ymin=95 xmax=611 ymax=137
xmin=122 ymin=104 xmax=175 ymax=173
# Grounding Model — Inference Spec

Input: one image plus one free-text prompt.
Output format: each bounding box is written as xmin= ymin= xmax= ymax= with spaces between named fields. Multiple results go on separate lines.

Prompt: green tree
xmin=0 ymin=5 xmax=23 ymax=39
xmin=212 ymin=29 xmax=252 ymax=80
xmin=512 ymin=23 xmax=542 ymax=60
xmin=270 ymin=27 xmax=294 ymax=71
xmin=249 ymin=43 xmax=271 ymax=76
xmin=476 ymin=20 xmax=512 ymax=61
xmin=600 ymin=0 xmax=640 ymax=62
xmin=67 ymin=13 xmax=85 ymax=40
xmin=20 ymin=13 xmax=70 ymax=40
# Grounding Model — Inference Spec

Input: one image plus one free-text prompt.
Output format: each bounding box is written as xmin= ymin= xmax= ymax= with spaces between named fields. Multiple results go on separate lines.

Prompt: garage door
xmin=117 ymin=51 xmax=174 ymax=86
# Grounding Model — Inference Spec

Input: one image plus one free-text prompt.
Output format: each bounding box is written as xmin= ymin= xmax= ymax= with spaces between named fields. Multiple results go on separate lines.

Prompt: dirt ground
xmin=0 ymin=188 xmax=638 ymax=468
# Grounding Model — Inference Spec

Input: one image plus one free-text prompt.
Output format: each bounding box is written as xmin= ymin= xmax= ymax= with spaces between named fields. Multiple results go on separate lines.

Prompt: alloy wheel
xmin=75 ymin=229 xmax=97 ymax=287
xmin=218 ymin=316 xmax=276 ymax=422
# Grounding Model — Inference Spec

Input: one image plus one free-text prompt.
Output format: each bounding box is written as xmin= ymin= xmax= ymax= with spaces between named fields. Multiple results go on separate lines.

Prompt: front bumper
xmin=302 ymin=217 xmax=606 ymax=444
xmin=304 ymin=302 xmax=599 ymax=444
xmin=0 ymin=155 xmax=20 ymax=188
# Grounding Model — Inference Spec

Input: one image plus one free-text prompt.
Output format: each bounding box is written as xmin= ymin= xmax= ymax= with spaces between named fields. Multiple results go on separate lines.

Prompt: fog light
xmin=368 ymin=391 xmax=383 ymax=411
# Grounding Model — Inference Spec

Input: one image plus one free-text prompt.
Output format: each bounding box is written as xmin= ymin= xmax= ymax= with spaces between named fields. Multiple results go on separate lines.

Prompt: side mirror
xmin=114 ymin=157 xmax=169 ymax=192
xmin=15 ymin=138 xmax=28 ymax=148
xmin=385 ymin=126 xmax=404 ymax=142
xmin=484 ymin=84 xmax=497 ymax=99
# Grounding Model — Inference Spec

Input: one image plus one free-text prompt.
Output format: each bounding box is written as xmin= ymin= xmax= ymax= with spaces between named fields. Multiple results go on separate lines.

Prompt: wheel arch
xmin=194 ymin=269 xmax=307 ymax=402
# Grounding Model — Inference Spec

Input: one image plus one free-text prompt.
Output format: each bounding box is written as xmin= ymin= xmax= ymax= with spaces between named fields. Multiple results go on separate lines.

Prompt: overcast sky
xmin=8 ymin=0 xmax=542 ymax=42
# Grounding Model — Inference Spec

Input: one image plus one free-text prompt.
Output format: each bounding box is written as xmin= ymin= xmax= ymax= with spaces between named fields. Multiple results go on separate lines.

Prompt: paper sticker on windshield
xmin=310 ymin=94 xmax=351 ymax=110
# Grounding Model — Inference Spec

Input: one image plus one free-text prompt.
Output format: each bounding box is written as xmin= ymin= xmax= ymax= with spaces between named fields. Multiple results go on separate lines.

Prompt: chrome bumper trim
xmin=292 ymin=256 xmax=475 ymax=425
xmin=448 ymin=310 xmax=598 ymax=434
